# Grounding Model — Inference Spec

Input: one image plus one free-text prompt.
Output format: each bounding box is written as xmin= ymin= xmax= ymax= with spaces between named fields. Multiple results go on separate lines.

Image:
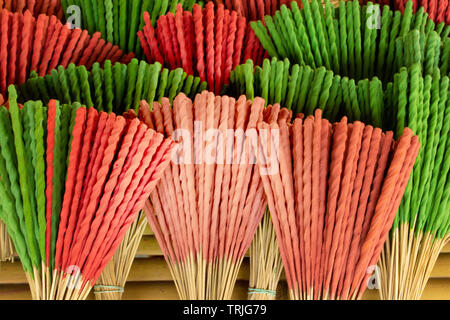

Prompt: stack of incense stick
xmin=138 ymin=2 xmax=266 ymax=94
xmin=17 ymin=59 xmax=207 ymax=114
xmin=0 ymin=220 xmax=14 ymax=262
xmin=0 ymin=86 xmax=173 ymax=299
xmin=94 ymin=211 xmax=147 ymax=300
xmin=0 ymin=0 xmax=63 ymax=18
xmin=251 ymin=0 xmax=449 ymax=83
xmin=379 ymin=64 xmax=450 ymax=299
xmin=248 ymin=209 xmax=283 ymax=300
xmin=365 ymin=0 xmax=450 ymax=25
xmin=229 ymin=58 xmax=384 ymax=126
xmin=61 ymin=0 xmax=197 ymax=58
xmin=258 ymin=109 xmax=420 ymax=300
xmin=0 ymin=9 xmax=133 ymax=97
xmin=139 ymin=91 xmax=273 ymax=300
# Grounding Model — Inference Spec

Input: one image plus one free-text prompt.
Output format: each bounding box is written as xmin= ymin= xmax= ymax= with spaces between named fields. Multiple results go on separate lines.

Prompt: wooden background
xmin=1 ymin=225 xmax=449 ymax=300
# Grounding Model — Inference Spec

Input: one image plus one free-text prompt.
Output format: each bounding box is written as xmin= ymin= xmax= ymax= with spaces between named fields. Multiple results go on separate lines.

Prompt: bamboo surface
xmin=1 ymin=226 xmax=449 ymax=300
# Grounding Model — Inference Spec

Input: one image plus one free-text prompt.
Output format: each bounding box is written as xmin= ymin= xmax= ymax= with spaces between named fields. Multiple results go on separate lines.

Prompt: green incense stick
xmin=18 ymin=59 xmax=207 ymax=114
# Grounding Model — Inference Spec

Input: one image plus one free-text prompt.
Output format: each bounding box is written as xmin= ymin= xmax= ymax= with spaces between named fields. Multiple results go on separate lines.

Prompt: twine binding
xmin=248 ymin=288 xmax=277 ymax=297
xmin=93 ymin=285 xmax=125 ymax=294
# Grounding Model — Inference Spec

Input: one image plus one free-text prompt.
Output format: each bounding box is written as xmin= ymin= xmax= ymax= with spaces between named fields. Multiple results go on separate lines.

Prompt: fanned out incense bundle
xmin=365 ymin=0 xmax=450 ymax=25
xmin=0 ymin=220 xmax=14 ymax=262
xmin=248 ymin=209 xmax=283 ymax=300
xmin=0 ymin=86 xmax=173 ymax=299
xmin=379 ymin=64 xmax=450 ymax=299
xmin=0 ymin=0 xmax=63 ymax=17
xmin=251 ymin=0 xmax=450 ymax=83
xmin=138 ymin=2 xmax=266 ymax=94
xmin=258 ymin=109 xmax=419 ymax=300
xmin=0 ymin=9 xmax=133 ymax=97
xmin=62 ymin=0 xmax=198 ymax=58
xmin=229 ymin=58 xmax=384 ymax=127
xmin=138 ymin=91 xmax=273 ymax=300
xmin=17 ymin=59 xmax=207 ymax=114
xmin=94 ymin=211 xmax=147 ymax=300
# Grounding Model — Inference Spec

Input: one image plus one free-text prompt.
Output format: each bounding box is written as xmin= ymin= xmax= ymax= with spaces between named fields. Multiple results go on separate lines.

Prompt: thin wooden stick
xmin=380 ymin=230 xmax=448 ymax=299
xmin=94 ymin=212 xmax=147 ymax=300
xmin=248 ymin=210 xmax=283 ymax=300
xmin=0 ymin=220 xmax=14 ymax=262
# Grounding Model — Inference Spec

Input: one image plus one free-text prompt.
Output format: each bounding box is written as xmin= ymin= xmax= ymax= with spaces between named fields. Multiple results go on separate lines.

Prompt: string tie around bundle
xmin=248 ymin=288 xmax=277 ymax=297
xmin=93 ymin=285 xmax=125 ymax=294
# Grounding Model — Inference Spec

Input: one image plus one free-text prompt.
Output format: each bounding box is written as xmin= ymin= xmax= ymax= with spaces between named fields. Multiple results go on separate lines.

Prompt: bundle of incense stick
xmin=0 ymin=220 xmax=14 ymax=262
xmin=248 ymin=209 xmax=283 ymax=300
xmin=62 ymin=0 xmax=197 ymax=58
xmin=138 ymin=91 xmax=273 ymax=300
xmin=251 ymin=0 xmax=449 ymax=83
xmin=365 ymin=0 xmax=450 ymax=25
xmin=379 ymin=64 xmax=450 ymax=299
xmin=0 ymin=86 xmax=173 ymax=299
xmin=0 ymin=0 xmax=63 ymax=18
xmin=229 ymin=58 xmax=384 ymax=126
xmin=17 ymin=59 xmax=207 ymax=114
xmin=94 ymin=211 xmax=147 ymax=300
xmin=0 ymin=9 xmax=133 ymax=97
xmin=258 ymin=109 xmax=420 ymax=300
xmin=138 ymin=2 xmax=267 ymax=94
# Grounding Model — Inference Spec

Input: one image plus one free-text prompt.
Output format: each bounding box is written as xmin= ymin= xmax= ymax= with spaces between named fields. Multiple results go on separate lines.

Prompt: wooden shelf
xmin=1 ymin=233 xmax=449 ymax=300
